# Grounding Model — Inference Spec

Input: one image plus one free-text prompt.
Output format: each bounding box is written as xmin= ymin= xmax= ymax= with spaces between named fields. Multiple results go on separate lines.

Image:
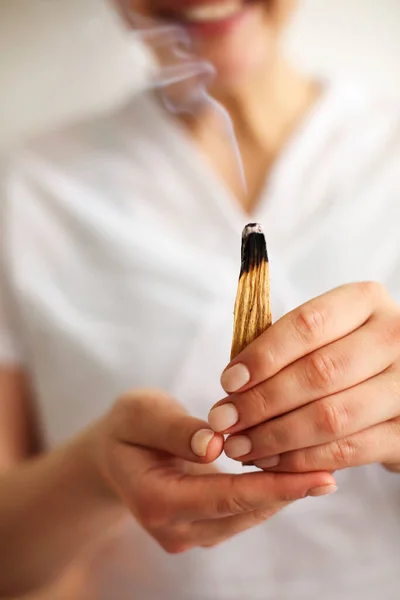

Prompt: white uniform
xmin=1 ymin=82 xmax=400 ymax=600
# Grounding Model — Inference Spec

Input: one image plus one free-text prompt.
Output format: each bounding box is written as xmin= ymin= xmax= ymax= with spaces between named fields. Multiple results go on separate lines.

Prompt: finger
xmin=191 ymin=507 xmax=290 ymax=548
xmin=112 ymin=389 xmax=224 ymax=463
xmin=160 ymin=478 xmax=336 ymax=554
xmin=224 ymin=368 xmax=400 ymax=461
xmin=163 ymin=470 xmax=337 ymax=521
xmin=254 ymin=420 xmax=400 ymax=473
xmin=116 ymin=446 xmax=335 ymax=531
xmin=155 ymin=502 xmax=297 ymax=554
xmin=210 ymin=314 xmax=398 ymax=434
xmin=220 ymin=282 xmax=392 ymax=394
xmin=153 ymin=509 xmax=278 ymax=554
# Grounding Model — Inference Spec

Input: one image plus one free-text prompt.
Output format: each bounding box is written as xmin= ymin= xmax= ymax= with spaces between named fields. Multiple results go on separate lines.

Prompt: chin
xmin=146 ymin=0 xmax=275 ymax=86
xmin=194 ymin=29 xmax=273 ymax=88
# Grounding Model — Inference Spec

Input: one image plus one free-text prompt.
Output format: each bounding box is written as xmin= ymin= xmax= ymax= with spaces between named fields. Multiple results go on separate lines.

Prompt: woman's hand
xmin=208 ymin=282 xmax=400 ymax=474
xmin=0 ymin=388 xmax=334 ymax=597
xmin=95 ymin=389 xmax=335 ymax=554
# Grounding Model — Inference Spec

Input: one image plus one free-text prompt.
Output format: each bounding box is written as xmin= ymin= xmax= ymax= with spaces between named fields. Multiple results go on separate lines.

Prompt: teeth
xmin=182 ymin=1 xmax=242 ymax=22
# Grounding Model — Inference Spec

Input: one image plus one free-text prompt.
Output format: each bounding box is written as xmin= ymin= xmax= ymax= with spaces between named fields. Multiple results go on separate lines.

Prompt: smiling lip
xmin=156 ymin=0 xmax=253 ymax=36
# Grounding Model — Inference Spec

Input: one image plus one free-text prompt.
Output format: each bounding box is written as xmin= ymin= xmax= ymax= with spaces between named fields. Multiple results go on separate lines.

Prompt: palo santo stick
xmin=230 ymin=223 xmax=272 ymax=360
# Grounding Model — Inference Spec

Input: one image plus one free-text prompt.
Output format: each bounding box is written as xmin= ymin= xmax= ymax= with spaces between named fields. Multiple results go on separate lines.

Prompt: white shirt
xmin=1 ymin=82 xmax=400 ymax=600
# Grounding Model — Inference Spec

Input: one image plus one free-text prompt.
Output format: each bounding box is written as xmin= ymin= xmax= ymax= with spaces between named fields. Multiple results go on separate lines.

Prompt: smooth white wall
xmin=0 ymin=0 xmax=151 ymax=147
xmin=285 ymin=0 xmax=400 ymax=96
xmin=0 ymin=0 xmax=399 ymax=146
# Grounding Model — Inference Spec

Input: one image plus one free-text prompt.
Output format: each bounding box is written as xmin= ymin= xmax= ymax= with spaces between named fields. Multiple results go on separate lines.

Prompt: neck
xmin=185 ymin=54 xmax=318 ymax=154
xmin=175 ymin=54 xmax=319 ymax=214
xmin=212 ymin=57 xmax=318 ymax=149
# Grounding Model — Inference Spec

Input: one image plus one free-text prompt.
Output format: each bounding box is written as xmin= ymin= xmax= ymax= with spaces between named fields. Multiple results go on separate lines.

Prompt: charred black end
xmin=240 ymin=232 xmax=268 ymax=276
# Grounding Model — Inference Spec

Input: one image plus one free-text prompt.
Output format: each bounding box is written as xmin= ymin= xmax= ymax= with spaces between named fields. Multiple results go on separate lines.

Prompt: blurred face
xmin=118 ymin=0 xmax=297 ymax=86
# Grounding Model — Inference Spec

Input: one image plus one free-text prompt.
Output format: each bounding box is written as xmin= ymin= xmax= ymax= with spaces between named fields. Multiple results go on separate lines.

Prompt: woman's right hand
xmin=93 ymin=389 xmax=336 ymax=553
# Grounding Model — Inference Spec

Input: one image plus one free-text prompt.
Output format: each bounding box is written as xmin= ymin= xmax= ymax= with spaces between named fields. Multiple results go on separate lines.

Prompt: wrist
xmin=73 ymin=418 xmax=120 ymax=505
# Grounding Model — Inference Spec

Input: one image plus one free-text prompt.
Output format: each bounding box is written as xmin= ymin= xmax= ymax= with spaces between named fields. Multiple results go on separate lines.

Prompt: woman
xmin=1 ymin=0 xmax=400 ymax=598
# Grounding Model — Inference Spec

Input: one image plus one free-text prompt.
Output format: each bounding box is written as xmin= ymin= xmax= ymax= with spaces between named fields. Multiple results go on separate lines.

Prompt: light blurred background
xmin=0 ymin=0 xmax=399 ymax=147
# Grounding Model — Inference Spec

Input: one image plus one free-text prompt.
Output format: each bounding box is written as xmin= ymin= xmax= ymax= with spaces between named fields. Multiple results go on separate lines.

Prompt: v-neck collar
xmin=129 ymin=82 xmax=344 ymax=237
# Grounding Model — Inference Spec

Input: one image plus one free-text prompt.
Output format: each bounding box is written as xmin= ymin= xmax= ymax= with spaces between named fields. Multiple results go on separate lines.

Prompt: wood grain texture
xmin=230 ymin=245 xmax=271 ymax=360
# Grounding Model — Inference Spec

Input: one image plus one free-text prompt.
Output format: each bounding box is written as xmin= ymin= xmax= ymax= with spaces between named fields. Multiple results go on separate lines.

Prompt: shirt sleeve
xmin=0 ymin=160 xmax=25 ymax=366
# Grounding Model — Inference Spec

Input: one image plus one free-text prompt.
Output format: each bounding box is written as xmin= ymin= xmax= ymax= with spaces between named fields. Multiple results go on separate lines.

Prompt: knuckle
xmin=252 ymin=343 xmax=277 ymax=376
xmin=254 ymin=421 xmax=291 ymax=456
xmin=216 ymin=494 xmax=249 ymax=516
xmin=304 ymin=351 xmax=341 ymax=391
xmin=389 ymin=418 xmax=400 ymax=435
xmin=267 ymin=473 xmax=303 ymax=503
xmin=388 ymin=418 xmax=400 ymax=443
xmin=358 ymin=281 xmax=388 ymax=303
xmin=288 ymin=450 xmax=311 ymax=473
xmin=264 ymin=343 xmax=277 ymax=369
xmin=113 ymin=388 xmax=173 ymax=423
xmin=252 ymin=423 xmax=290 ymax=456
xmin=268 ymin=423 xmax=290 ymax=450
xmin=260 ymin=343 xmax=278 ymax=376
xmin=382 ymin=317 xmax=400 ymax=349
xmin=388 ymin=371 xmax=400 ymax=398
xmin=215 ymin=478 xmax=252 ymax=516
xmin=244 ymin=385 xmax=271 ymax=421
xmin=330 ymin=438 xmax=357 ymax=467
xmin=275 ymin=490 xmax=300 ymax=503
xmin=293 ymin=306 xmax=326 ymax=344
xmin=108 ymin=392 xmax=146 ymax=439
xmin=357 ymin=280 xmax=377 ymax=297
xmin=316 ymin=401 xmax=350 ymax=438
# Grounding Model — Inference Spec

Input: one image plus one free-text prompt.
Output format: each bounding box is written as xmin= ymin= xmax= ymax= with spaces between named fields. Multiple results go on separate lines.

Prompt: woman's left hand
xmin=208 ymin=282 xmax=400 ymax=474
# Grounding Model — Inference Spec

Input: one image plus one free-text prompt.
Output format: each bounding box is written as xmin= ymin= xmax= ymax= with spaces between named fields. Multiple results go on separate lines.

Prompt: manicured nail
xmin=208 ymin=403 xmax=239 ymax=432
xmin=224 ymin=435 xmax=252 ymax=459
xmin=221 ymin=363 xmax=250 ymax=393
xmin=191 ymin=429 xmax=215 ymax=457
xmin=254 ymin=456 xmax=280 ymax=469
xmin=307 ymin=484 xmax=338 ymax=498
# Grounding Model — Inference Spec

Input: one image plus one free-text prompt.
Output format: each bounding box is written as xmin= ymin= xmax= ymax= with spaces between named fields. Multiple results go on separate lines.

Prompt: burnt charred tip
xmin=240 ymin=224 xmax=268 ymax=276
xmin=242 ymin=223 xmax=263 ymax=239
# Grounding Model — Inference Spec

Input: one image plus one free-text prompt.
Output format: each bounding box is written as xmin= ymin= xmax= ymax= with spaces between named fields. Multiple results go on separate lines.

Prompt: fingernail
xmin=307 ymin=484 xmax=338 ymax=498
xmin=254 ymin=456 xmax=280 ymax=469
xmin=208 ymin=403 xmax=239 ymax=432
xmin=221 ymin=363 xmax=250 ymax=393
xmin=191 ymin=429 xmax=215 ymax=457
xmin=224 ymin=435 xmax=252 ymax=459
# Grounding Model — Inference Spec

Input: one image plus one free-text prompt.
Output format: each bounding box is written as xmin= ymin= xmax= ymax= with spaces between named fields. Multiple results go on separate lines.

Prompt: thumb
xmin=110 ymin=389 xmax=224 ymax=463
